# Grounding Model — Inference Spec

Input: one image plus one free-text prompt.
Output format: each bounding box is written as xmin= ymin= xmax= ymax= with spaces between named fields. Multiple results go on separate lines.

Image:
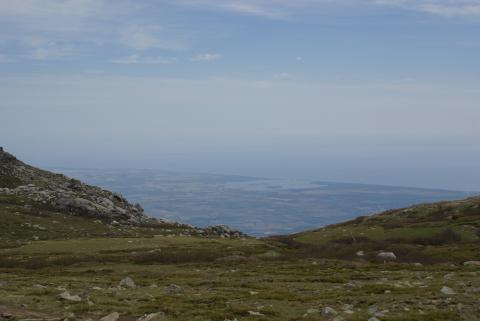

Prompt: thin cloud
xmin=119 ymin=25 xmax=185 ymax=51
xmin=190 ymin=53 xmax=222 ymax=62
xmin=110 ymin=54 xmax=176 ymax=65
xmin=0 ymin=0 xmax=107 ymax=17
xmin=373 ymin=0 xmax=480 ymax=17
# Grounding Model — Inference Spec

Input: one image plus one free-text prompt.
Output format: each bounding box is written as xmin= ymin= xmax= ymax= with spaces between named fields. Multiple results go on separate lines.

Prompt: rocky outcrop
xmin=0 ymin=147 xmax=246 ymax=237
xmin=203 ymin=225 xmax=244 ymax=238
xmin=0 ymin=147 xmax=159 ymax=224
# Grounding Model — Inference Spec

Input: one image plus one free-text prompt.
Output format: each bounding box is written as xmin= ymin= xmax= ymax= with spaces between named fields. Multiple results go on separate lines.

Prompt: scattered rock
xmin=59 ymin=291 xmax=82 ymax=302
xmin=119 ymin=276 xmax=136 ymax=289
xmin=368 ymin=318 xmax=380 ymax=321
xmin=138 ymin=312 xmax=165 ymax=321
xmin=440 ymin=286 xmax=456 ymax=295
xmin=368 ymin=306 xmax=378 ymax=315
xmin=163 ymin=284 xmax=184 ymax=294
xmin=248 ymin=311 xmax=264 ymax=316
xmin=356 ymin=250 xmax=365 ymax=256
xmin=377 ymin=252 xmax=397 ymax=261
xmin=203 ymin=225 xmax=245 ymax=238
xmin=464 ymin=261 xmax=480 ymax=267
xmin=321 ymin=307 xmax=337 ymax=316
xmin=101 ymin=312 xmax=120 ymax=321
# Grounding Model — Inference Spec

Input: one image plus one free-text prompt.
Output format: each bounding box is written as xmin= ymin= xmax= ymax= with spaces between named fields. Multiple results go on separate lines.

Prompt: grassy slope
xmin=0 ymin=194 xmax=197 ymax=249
xmin=1 ymin=195 xmax=480 ymax=320
xmin=271 ymin=197 xmax=480 ymax=264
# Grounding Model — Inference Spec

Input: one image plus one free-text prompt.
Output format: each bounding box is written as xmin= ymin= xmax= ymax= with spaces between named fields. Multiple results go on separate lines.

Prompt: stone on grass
xmin=248 ymin=311 xmax=264 ymax=316
xmin=119 ymin=276 xmax=136 ymax=289
xmin=377 ymin=252 xmax=397 ymax=261
xmin=163 ymin=284 xmax=184 ymax=294
xmin=138 ymin=312 xmax=165 ymax=321
xmin=321 ymin=307 xmax=337 ymax=316
xmin=464 ymin=261 xmax=480 ymax=267
xmin=440 ymin=286 xmax=456 ymax=295
xmin=101 ymin=312 xmax=120 ymax=321
xmin=59 ymin=291 xmax=82 ymax=302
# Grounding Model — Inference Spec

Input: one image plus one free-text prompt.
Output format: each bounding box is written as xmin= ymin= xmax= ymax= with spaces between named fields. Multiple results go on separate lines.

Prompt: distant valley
xmin=53 ymin=168 xmax=473 ymax=236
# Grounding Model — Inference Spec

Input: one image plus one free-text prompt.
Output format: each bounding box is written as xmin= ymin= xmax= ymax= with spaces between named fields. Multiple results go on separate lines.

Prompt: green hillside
xmin=1 ymin=149 xmax=480 ymax=320
xmin=272 ymin=197 xmax=480 ymax=264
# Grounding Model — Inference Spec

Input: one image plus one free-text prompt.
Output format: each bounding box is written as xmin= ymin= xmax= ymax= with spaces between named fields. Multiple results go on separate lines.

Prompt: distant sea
xmin=53 ymin=168 xmax=473 ymax=236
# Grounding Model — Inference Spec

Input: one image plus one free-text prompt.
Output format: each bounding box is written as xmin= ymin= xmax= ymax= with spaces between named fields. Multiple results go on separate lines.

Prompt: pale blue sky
xmin=1 ymin=1 xmax=480 ymax=190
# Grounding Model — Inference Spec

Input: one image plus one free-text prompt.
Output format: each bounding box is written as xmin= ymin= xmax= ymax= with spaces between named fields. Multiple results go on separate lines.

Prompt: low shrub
xmin=24 ymin=257 xmax=50 ymax=269
xmin=412 ymin=228 xmax=461 ymax=245
xmin=133 ymin=248 xmax=223 ymax=264
xmin=0 ymin=257 xmax=19 ymax=268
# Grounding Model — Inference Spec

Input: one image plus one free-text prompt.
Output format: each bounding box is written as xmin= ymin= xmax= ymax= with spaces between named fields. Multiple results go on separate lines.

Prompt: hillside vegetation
xmin=1 ymin=148 xmax=480 ymax=321
xmin=271 ymin=197 xmax=480 ymax=264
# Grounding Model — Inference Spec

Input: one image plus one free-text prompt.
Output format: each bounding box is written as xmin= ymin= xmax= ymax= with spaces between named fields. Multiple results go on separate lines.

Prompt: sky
xmin=1 ymin=0 xmax=480 ymax=191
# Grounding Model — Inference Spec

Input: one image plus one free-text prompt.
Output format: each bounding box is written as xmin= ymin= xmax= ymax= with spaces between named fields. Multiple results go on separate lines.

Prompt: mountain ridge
xmin=0 ymin=147 xmax=244 ymax=239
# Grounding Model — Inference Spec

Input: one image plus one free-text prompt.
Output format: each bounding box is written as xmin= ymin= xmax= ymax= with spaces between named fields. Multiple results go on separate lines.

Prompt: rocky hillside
xmin=0 ymin=147 xmax=244 ymax=238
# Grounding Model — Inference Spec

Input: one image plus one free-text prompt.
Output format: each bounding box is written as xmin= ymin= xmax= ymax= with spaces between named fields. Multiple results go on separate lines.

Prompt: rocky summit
xmin=0 ymin=147 xmax=149 ymax=225
xmin=0 ymin=147 xmax=244 ymax=237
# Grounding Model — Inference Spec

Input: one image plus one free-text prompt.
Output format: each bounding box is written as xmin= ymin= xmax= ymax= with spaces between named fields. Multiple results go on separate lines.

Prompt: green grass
xmin=269 ymin=196 xmax=480 ymax=264
xmin=1 ymin=192 xmax=479 ymax=320
xmin=1 ymin=244 xmax=479 ymax=320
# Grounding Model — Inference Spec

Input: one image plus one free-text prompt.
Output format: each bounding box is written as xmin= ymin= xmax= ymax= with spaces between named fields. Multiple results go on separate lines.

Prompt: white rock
xmin=322 ymin=307 xmax=337 ymax=316
xmin=138 ymin=312 xmax=165 ymax=321
xmin=356 ymin=250 xmax=365 ymax=256
xmin=464 ymin=261 xmax=480 ymax=267
xmin=377 ymin=252 xmax=397 ymax=260
xmin=101 ymin=312 xmax=120 ymax=321
xmin=59 ymin=291 xmax=82 ymax=302
xmin=119 ymin=276 xmax=136 ymax=289
xmin=248 ymin=311 xmax=263 ymax=316
xmin=163 ymin=284 xmax=184 ymax=294
xmin=441 ymin=286 xmax=456 ymax=295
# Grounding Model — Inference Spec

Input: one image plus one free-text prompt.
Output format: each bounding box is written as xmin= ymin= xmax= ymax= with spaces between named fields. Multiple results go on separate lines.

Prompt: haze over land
xmin=55 ymin=168 xmax=472 ymax=236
